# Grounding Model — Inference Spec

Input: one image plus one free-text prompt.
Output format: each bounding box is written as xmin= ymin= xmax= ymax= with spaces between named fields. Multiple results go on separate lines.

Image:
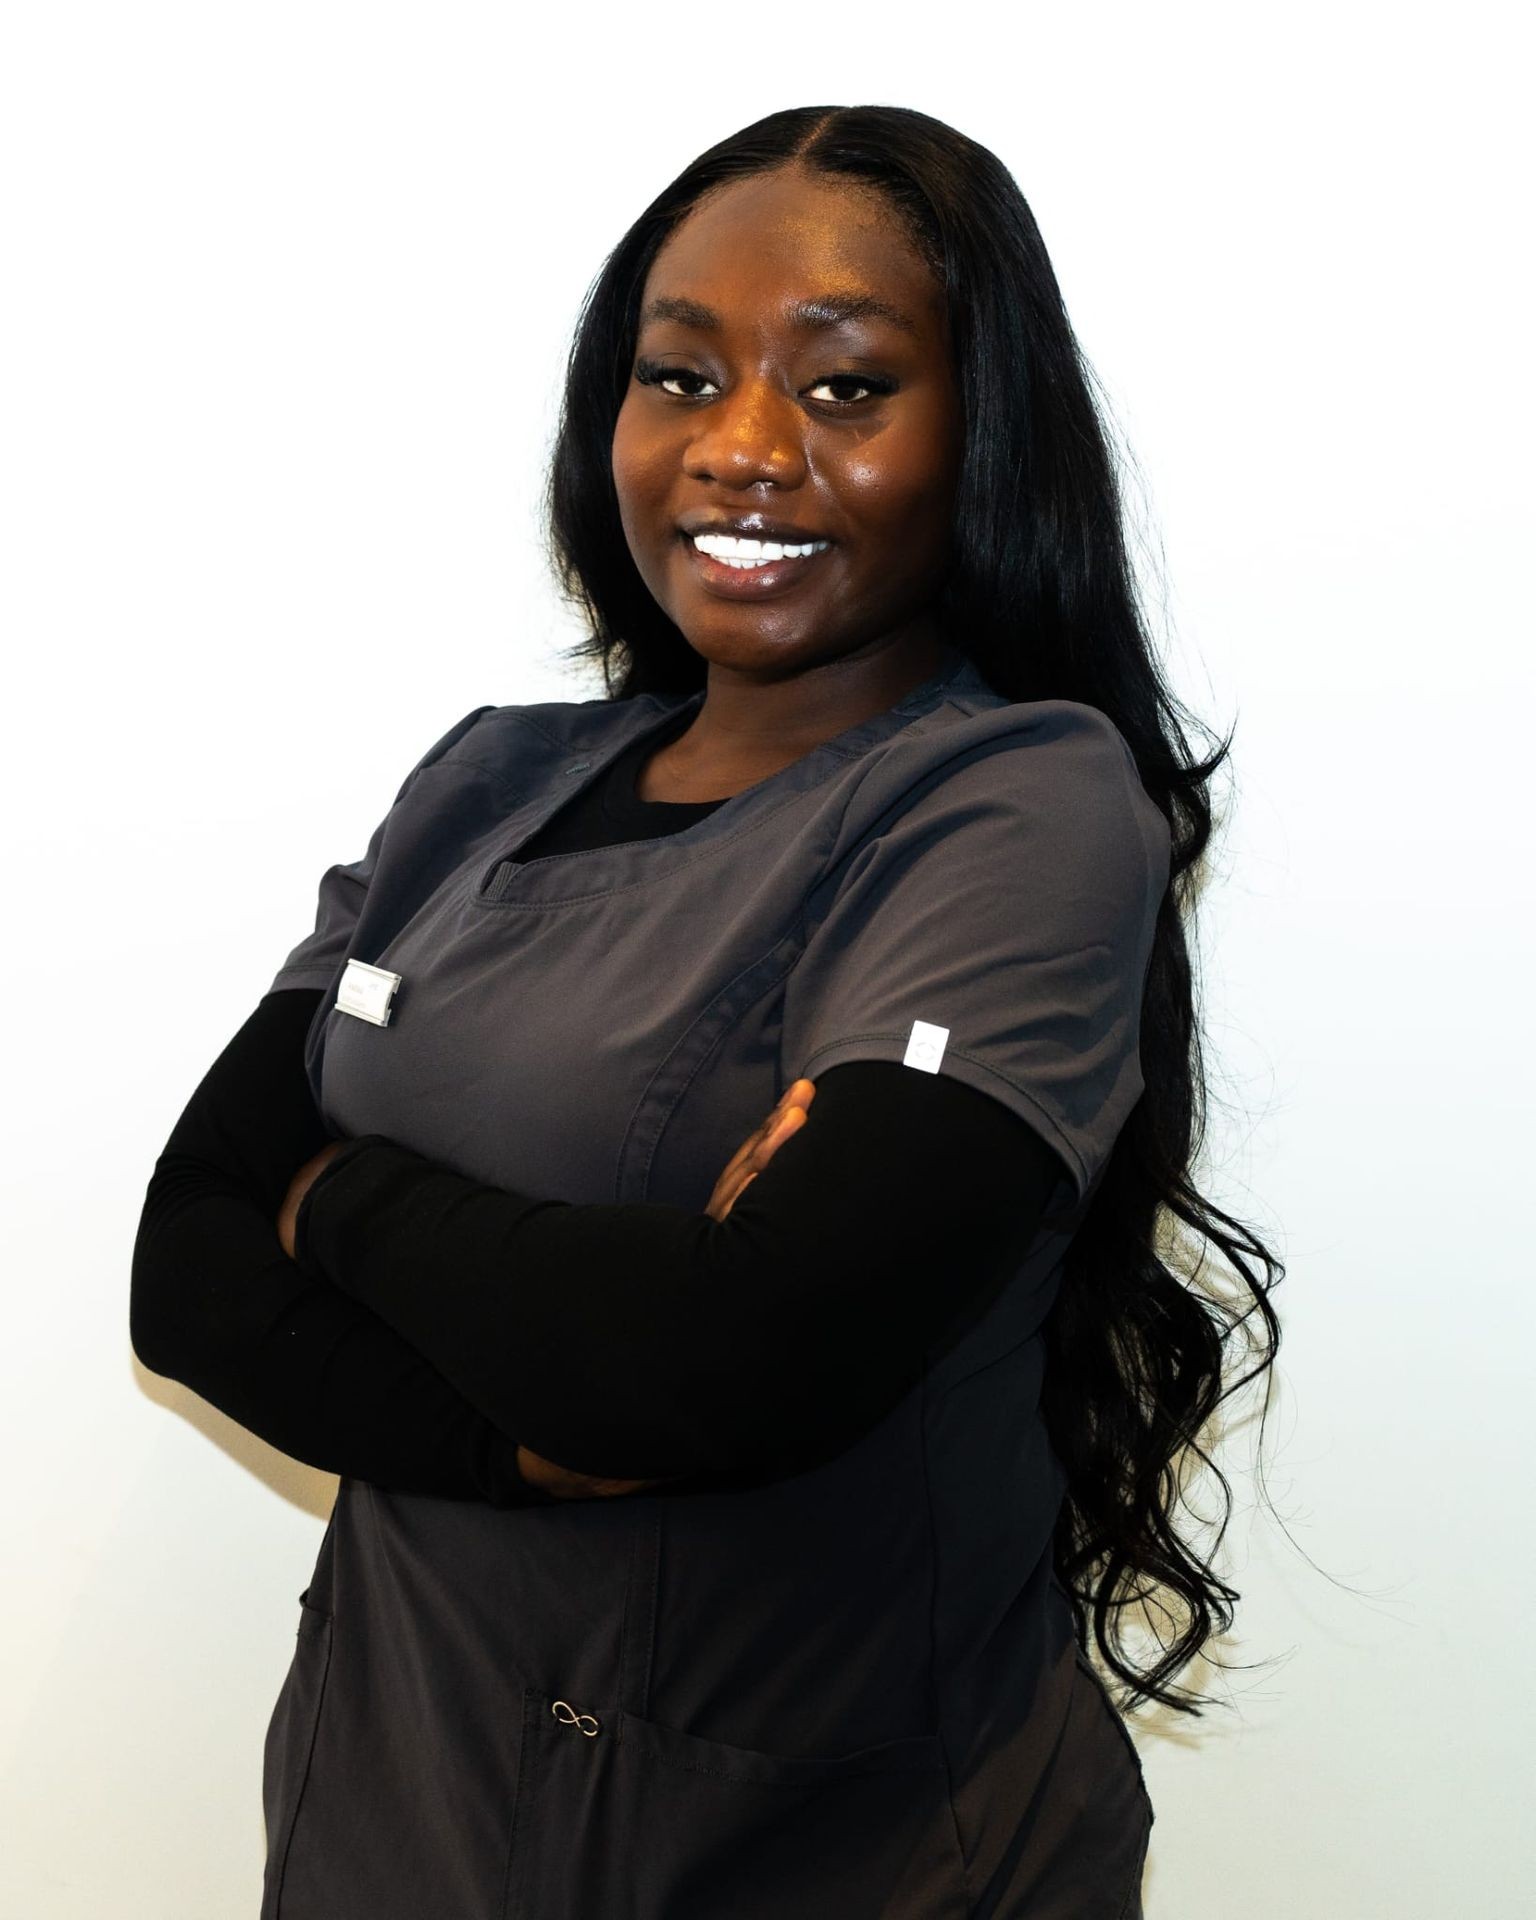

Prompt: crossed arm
xmin=131 ymin=987 xmax=1063 ymax=1501
xmin=271 ymin=1070 xmax=816 ymax=1499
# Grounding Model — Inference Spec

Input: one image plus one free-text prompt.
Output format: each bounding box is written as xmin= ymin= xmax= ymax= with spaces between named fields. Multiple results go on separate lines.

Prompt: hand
xmin=520 ymin=1077 xmax=818 ymax=1500
xmin=705 ymin=1077 xmax=816 ymax=1224
xmin=276 ymin=1140 xmax=350 ymax=1260
xmin=514 ymin=1442 xmax=674 ymax=1501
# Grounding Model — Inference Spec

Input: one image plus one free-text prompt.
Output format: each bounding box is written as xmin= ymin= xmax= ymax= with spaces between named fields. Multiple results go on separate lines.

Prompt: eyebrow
xmin=638 ymin=290 xmax=920 ymax=339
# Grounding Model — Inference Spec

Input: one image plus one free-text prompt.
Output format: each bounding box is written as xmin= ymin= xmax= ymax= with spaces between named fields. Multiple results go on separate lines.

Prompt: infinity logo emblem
xmin=551 ymin=1699 xmax=601 ymax=1737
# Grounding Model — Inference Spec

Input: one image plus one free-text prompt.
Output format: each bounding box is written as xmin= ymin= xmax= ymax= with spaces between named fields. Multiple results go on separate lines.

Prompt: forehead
xmin=643 ymin=170 xmax=944 ymax=336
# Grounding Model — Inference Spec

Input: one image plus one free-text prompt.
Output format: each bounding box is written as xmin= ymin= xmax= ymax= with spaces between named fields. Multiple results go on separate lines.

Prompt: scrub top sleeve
xmin=266 ymin=704 xmax=496 ymax=994
xmin=785 ymin=704 xmax=1172 ymax=1224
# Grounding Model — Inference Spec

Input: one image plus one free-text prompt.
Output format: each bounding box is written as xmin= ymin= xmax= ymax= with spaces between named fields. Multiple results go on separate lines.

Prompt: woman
xmin=132 ymin=103 xmax=1282 ymax=1919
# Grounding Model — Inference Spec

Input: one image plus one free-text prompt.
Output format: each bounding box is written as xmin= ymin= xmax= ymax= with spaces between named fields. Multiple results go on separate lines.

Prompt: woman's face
xmin=611 ymin=166 xmax=963 ymax=679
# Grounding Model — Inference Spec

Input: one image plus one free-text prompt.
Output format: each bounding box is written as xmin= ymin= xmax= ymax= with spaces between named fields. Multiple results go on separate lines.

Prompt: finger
xmin=715 ymin=1130 xmax=767 ymax=1185
xmin=727 ymin=1107 xmax=802 ymax=1196
xmin=721 ymin=1110 xmax=805 ymax=1214
xmin=708 ymin=1100 xmax=806 ymax=1223
xmin=755 ymin=1102 xmax=807 ymax=1161
xmin=705 ymin=1167 xmax=756 ymax=1225
xmin=707 ymin=1083 xmax=817 ymax=1219
xmin=716 ymin=1088 xmax=809 ymax=1184
xmin=719 ymin=1169 xmax=758 ymax=1221
xmin=775 ymin=1078 xmax=815 ymax=1114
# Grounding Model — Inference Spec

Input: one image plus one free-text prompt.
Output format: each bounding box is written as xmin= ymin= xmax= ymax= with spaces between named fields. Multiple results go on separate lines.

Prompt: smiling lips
xmin=681 ymin=529 xmax=834 ymax=597
xmin=691 ymin=531 xmax=831 ymax=567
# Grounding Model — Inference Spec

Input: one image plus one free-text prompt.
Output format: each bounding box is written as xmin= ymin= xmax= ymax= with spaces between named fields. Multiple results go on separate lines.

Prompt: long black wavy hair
xmin=541 ymin=103 xmax=1285 ymax=1717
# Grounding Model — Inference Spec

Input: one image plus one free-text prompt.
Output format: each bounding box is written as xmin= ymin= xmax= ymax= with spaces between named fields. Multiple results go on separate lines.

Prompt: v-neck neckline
xmin=474 ymin=643 xmax=990 ymax=906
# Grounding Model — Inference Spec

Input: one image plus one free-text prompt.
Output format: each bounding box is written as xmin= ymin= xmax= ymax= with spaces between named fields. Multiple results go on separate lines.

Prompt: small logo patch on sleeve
xmin=336 ymin=957 xmax=403 ymax=1027
xmin=903 ymin=1019 xmax=950 ymax=1073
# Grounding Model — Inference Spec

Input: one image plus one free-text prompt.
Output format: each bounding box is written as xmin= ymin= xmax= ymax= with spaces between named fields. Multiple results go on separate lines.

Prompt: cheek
xmin=832 ymin=438 xmax=957 ymax=572
xmin=609 ymin=403 xmax=644 ymax=517
xmin=611 ymin=402 xmax=670 ymax=492
xmin=611 ymin=409 xmax=682 ymax=601
xmin=829 ymin=387 xmax=959 ymax=536
xmin=612 ymin=408 xmax=683 ymax=553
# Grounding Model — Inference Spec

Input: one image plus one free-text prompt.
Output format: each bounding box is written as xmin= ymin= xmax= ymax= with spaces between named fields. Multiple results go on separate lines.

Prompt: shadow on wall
xmin=131 ymin=1360 xmax=338 ymax=1519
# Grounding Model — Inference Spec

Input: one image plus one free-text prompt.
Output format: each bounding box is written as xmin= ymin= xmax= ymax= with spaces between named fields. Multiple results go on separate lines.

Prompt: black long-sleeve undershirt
xmin=131 ymin=988 xmax=560 ymax=1504
xmin=131 ymin=986 xmax=1064 ymax=1495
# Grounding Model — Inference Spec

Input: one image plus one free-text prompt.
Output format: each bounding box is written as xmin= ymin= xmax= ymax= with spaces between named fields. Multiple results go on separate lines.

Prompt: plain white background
xmin=2 ymin=4 xmax=1530 ymax=1914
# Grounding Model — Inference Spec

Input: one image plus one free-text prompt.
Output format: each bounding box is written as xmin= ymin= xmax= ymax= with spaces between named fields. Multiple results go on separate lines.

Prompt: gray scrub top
xmin=258 ymin=642 xmax=1170 ymax=1920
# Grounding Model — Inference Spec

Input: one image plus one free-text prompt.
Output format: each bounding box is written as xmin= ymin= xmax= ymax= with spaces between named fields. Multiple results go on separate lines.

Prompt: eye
xmin=632 ymin=358 xmax=896 ymax=408
xmin=633 ymin=360 xmax=718 ymax=400
xmin=805 ymin=374 xmax=895 ymax=405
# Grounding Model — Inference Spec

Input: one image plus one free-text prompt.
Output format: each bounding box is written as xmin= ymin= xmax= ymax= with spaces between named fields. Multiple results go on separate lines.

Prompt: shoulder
xmin=925 ymin=695 xmax=1144 ymax=790
xmin=877 ymin=697 xmax=1170 ymax=879
xmin=402 ymin=690 xmax=682 ymax=793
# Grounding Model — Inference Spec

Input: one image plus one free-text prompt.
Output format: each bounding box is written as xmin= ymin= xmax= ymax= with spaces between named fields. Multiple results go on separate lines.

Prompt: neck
xmin=677 ymin=623 xmax=954 ymax=771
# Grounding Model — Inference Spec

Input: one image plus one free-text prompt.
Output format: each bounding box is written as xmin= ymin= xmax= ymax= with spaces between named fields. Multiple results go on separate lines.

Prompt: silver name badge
xmin=336 ymin=957 xmax=403 ymax=1027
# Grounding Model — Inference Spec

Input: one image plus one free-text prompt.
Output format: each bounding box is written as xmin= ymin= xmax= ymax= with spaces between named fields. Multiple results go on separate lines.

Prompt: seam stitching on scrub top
xmin=510 ymin=703 xmax=694 ymax=759
xmin=525 ymin=703 xmax=685 ymax=744
xmin=431 ymin=702 xmax=695 ymax=806
xmin=468 ymin=687 xmax=1006 ymax=908
xmin=268 ymin=1612 xmax=334 ymax=1912
xmin=926 ymin=1324 xmax=1050 ymax=1402
xmin=802 ymin=715 xmax=1052 ymax=922
xmin=1072 ymin=1646 xmax=1153 ymax=1788
xmin=917 ymin=1363 xmax=978 ymax=1908
xmin=619 ymin=922 xmax=810 ymax=1202
xmin=427 ymin=749 xmax=543 ymax=800
xmin=469 ymin=785 xmax=827 ymax=906
xmin=483 ymin=677 xmax=975 ymax=845
xmin=1111 ymin=1808 xmax=1154 ymax=1920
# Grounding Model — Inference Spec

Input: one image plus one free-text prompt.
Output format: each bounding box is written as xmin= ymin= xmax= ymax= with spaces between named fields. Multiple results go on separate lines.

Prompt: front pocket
xmin=260 ymin=1590 xmax=334 ymax=1920
xmin=501 ymin=1687 xmax=968 ymax=1920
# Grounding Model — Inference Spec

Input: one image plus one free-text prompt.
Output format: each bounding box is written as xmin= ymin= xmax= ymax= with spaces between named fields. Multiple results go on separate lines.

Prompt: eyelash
xmin=632 ymin=357 xmax=897 ymax=407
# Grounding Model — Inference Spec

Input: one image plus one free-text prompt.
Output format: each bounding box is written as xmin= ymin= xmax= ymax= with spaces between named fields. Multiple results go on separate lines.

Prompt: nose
xmin=682 ymin=376 xmax=808 ymax=490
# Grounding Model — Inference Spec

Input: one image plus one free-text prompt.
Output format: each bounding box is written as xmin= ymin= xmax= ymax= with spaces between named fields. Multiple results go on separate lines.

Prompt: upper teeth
xmin=691 ymin=533 xmax=830 ymax=565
